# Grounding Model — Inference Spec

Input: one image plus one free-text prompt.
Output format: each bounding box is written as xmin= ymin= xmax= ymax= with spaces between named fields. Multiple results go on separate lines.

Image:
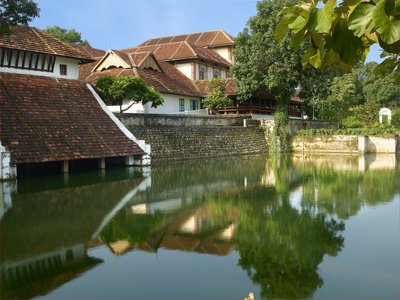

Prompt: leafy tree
xmin=354 ymin=62 xmax=400 ymax=107
xmin=0 ymin=0 xmax=39 ymax=36
xmin=95 ymin=75 xmax=164 ymax=113
xmin=319 ymin=73 xmax=359 ymax=122
xmin=232 ymin=0 xmax=303 ymax=155
xmin=43 ymin=25 xmax=91 ymax=47
xmin=276 ymin=0 xmax=400 ymax=76
xmin=202 ymin=78 xmax=233 ymax=112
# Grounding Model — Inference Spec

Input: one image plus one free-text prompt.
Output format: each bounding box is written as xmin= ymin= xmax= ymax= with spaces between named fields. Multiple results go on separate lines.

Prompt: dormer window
xmin=60 ymin=64 xmax=67 ymax=76
xmin=199 ymin=66 xmax=207 ymax=80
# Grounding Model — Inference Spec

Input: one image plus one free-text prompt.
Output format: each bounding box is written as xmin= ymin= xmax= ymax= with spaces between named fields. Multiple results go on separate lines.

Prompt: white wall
xmin=108 ymin=93 xmax=202 ymax=114
xmin=212 ymin=47 xmax=232 ymax=63
xmin=175 ymin=63 xmax=193 ymax=79
xmin=0 ymin=56 xmax=79 ymax=79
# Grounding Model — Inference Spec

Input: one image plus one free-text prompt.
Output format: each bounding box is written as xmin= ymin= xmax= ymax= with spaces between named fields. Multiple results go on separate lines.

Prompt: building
xmin=79 ymin=29 xmax=302 ymax=116
xmin=0 ymin=25 xmax=150 ymax=180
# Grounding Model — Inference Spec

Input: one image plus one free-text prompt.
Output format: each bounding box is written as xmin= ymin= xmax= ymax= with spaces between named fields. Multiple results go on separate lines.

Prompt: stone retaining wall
xmin=292 ymin=135 xmax=400 ymax=153
xmin=127 ymin=126 xmax=268 ymax=160
xmin=116 ymin=113 xmax=250 ymax=127
xmin=259 ymin=119 xmax=338 ymax=137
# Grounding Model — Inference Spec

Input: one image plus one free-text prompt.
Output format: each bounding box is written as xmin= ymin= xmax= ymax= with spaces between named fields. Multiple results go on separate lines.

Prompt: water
xmin=1 ymin=154 xmax=399 ymax=300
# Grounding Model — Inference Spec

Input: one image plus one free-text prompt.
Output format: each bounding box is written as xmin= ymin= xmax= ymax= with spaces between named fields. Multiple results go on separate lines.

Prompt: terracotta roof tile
xmin=122 ymin=42 xmax=231 ymax=67
xmin=0 ymin=73 xmax=144 ymax=164
xmin=0 ymin=25 xmax=92 ymax=61
xmin=194 ymin=78 xmax=237 ymax=96
xmin=140 ymin=30 xmax=234 ymax=48
xmin=69 ymin=44 xmax=106 ymax=59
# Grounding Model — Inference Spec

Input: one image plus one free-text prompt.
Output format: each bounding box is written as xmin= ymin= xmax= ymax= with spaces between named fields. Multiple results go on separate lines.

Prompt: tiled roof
xmin=140 ymin=30 xmax=235 ymax=48
xmin=194 ymin=78 xmax=237 ymax=96
xmin=121 ymin=41 xmax=231 ymax=67
xmin=69 ymin=44 xmax=106 ymax=59
xmin=0 ymin=25 xmax=92 ymax=61
xmin=79 ymin=59 xmax=202 ymax=98
xmin=0 ymin=72 xmax=144 ymax=164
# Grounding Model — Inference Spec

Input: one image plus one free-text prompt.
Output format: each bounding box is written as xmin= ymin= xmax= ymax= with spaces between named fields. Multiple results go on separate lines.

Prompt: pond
xmin=1 ymin=154 xmax=399 ymax=300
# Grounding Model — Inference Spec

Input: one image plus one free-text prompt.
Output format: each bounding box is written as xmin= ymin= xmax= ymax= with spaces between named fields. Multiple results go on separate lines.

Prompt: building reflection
xmin=1 ymin=155 xmax=399 ymax=299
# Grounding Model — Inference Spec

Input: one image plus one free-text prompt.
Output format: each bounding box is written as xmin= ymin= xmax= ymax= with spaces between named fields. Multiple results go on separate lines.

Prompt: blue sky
xmin=30 ymin=0 xmax=381 ymax=62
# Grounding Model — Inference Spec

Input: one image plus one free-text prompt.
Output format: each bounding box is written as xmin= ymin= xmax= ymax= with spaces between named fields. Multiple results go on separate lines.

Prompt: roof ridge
xmin=34 ymin=27 xmax=90 ymax=59
xmin=141 ymin=30 xmax=222 ymax=45
xmin=183 ymin=41 xmax=198 ymax=58
xmin=31 ymin=28 xmax=57 ymax=55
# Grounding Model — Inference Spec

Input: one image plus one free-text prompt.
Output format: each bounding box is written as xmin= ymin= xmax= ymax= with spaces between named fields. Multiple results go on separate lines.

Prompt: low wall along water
xmin=116 ymin=114 xmax=399 ymax=160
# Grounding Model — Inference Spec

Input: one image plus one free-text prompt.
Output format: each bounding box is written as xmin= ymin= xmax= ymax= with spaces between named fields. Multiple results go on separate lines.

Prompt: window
xmin=190 ymin=99 xmax=199 ymax=111
xmin=0 ymin=48 xmax=55 ymax=72
xmin=199 ymin=66 xmax=207 ymax=80
xmin=179 ymin=98 xmax=185 ymax=112
xmin=60 ymin=64 xmax=67 ymax=76
xmin=213 ymin=69 xmax=220 ymax=78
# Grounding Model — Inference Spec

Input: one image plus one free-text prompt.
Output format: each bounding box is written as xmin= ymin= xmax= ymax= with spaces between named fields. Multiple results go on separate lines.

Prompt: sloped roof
xmin=0 ymin=72 xmax=144 ymax=164
xmin=121 ymin=41 xmax=231 ymax=67
xmin=0 ymin=25 xmax=92 ymax=61
xmin=194 ymin=78 xmax=237 ymax=96
xmin=79 ymin=59 xmax=202 ymax=98
xmin=69 ymin=44 xmax=106 ymax=60
xmin=140 ymin=30 xmax=235 ymax=48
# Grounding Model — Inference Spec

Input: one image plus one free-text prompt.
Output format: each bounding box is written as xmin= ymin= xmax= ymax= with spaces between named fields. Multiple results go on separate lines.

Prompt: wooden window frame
xmin=60 ymin=64 xmax=67 ymax=76
xmin=179 ymin=98 xmax=185 ymax=112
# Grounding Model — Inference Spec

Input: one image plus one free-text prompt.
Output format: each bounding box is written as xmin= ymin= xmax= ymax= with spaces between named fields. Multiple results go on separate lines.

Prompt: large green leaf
xmin=348 ymin=3 xmax=375 ymax=37
xmin=276 ymin=12 xmax=297 ymax=41
xmin=373 ymin=0 xmax=400 ymax=44
xmin=332 ymin=19 xmax=365 ymax=66
xmin=288 ymin=2 xmax=314 ymax=34
xmin=315 ymin=0 xmax=337 ymax=33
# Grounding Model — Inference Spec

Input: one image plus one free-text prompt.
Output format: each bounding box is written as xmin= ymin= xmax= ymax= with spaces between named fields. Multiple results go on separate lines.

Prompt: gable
xmin=94 ymin=51 xmax=131 ymax=71
xmin=132 ymin=52 xmax=162 ymax=72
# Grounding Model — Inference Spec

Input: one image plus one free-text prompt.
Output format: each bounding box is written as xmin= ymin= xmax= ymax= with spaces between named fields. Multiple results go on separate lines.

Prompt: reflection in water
xmin=1 ymin=155 xmax=399 ymax=299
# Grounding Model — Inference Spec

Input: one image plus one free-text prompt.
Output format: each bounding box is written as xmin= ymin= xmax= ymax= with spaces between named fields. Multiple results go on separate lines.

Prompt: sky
xmin=30 ymin=0 xmax=382 ymax=62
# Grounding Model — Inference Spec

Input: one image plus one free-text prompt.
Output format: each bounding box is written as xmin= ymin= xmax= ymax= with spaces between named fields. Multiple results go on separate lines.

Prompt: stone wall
xmin=292 ymin=135 xmax=400 ymax=153
xmin=116 ymin=113 xmax=250 ymax=127
xmin=127 ymin=126 xmax=268 ymax=160
xmin=259 ymin=119 xmax=338 ymax=137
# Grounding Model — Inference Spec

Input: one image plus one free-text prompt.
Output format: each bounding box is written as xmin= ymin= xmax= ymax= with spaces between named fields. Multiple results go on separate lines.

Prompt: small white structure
xmin=379 ymin=108 xmax=391 ymax=124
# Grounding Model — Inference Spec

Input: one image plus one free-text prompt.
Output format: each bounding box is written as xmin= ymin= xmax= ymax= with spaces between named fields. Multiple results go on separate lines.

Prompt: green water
xmin=1 ymin=154 xmax=399 ymax=300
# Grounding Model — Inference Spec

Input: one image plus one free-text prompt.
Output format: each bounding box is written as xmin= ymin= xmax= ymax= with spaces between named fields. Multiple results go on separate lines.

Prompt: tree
xmin=320 ymin=73 xmax=359 ymax=122
xmin=354 ymin=62 xmax=400 ymax=107
xmin=202 ymin=78 xmax=233 ymax=112
xmin=276 ymin=0 xmax=400 ymax=76
xmin=232 ymin=0 xmax=303 ymax=155
xmin=95 ymin=75 xmax=164 ymax=113
xmin=43 ymin=26 xmax=91 ymax=47
xmin=0 ymin=0 xmax=39 ymax=36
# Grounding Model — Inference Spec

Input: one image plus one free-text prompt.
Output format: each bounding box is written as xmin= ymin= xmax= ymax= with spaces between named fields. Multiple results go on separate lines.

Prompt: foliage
xmin=202 ymin=78 xmax=233 ymax=110
xmin=233 ymin=0 xmax=312 ymax=155
xmin=319 ymin=73 xmax=359 ymax=122
xmin=342 ymin=100 xmax=381 ymax=128
xmin=95 ymin=75 xmax=163 ymax=113
xmin=232 ymin=0 xmax=302 ymax=104
xmin=295 ymin=127 xmax=398 ymax=137
xmin=276 ymin=0 xmax=400 ymax=76
xmin=0 ymin=0 xmax=39 ymax=36
xmin=270 ymin=105 xmax=289 ymax=155
xmin=353 ymin=62 xmax=400 ymax=107
xmin=43 ymin=25 xmax=91 ymax=47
